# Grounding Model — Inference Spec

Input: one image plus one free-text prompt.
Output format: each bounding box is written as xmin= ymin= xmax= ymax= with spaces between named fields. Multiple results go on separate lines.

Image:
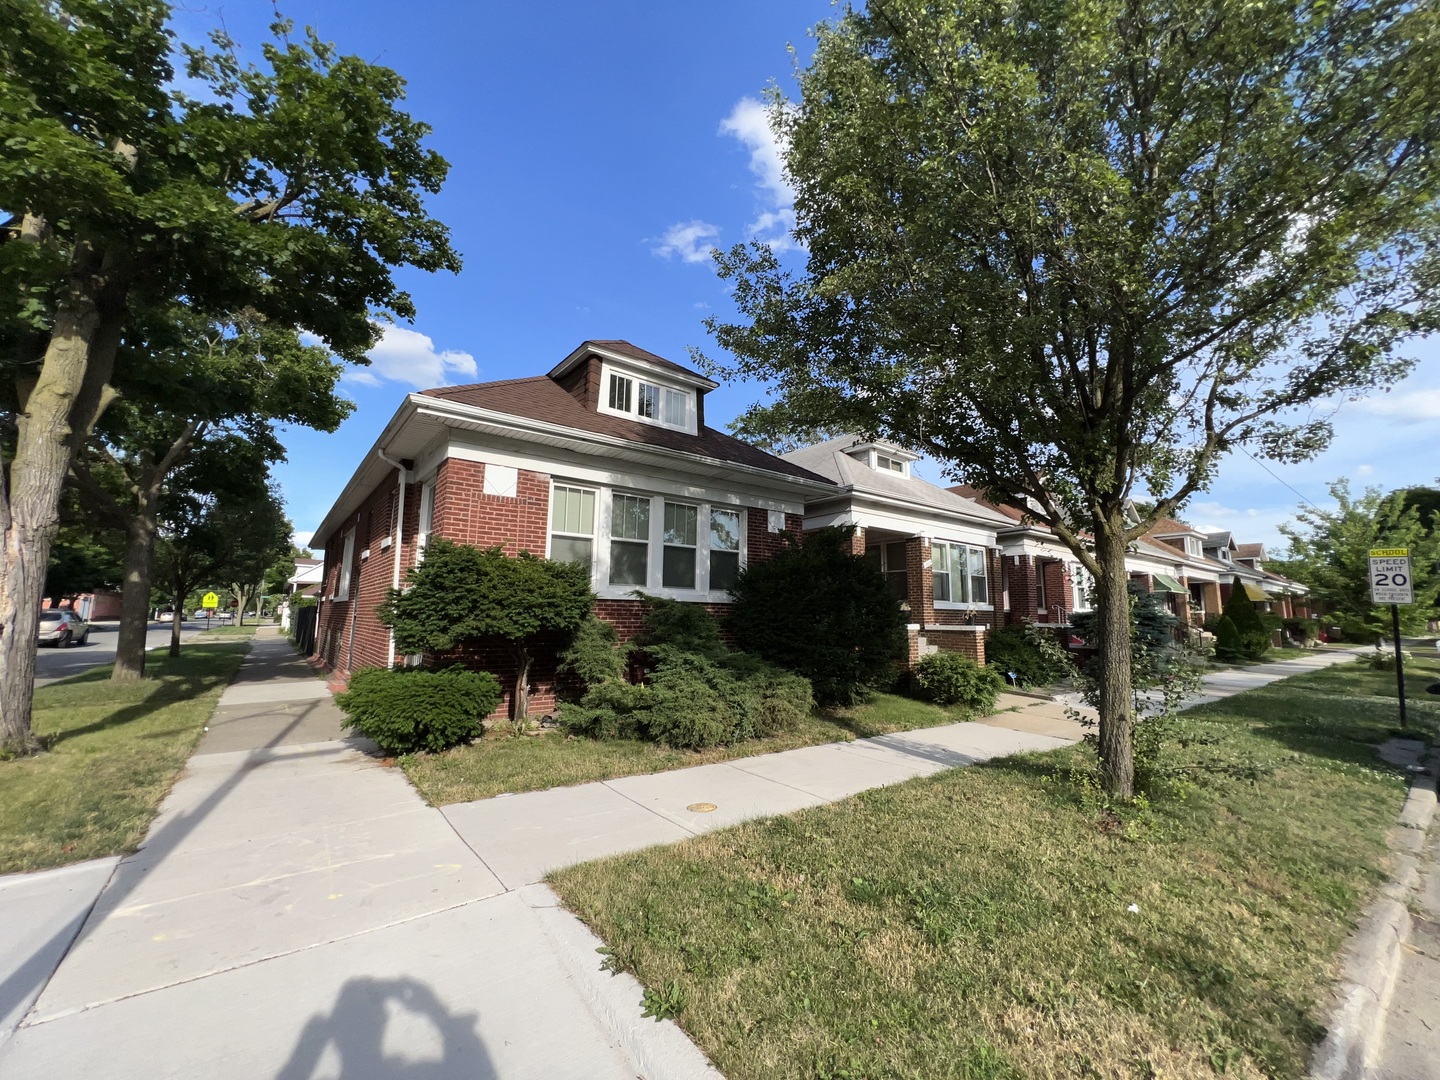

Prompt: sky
xmin=169 ymin=1 xmax=1439 ymax=555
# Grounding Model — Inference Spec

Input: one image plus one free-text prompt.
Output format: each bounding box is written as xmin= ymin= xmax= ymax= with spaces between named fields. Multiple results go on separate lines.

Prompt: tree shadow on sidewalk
xmin=275 ymin=976 xmax=497 ymax=1080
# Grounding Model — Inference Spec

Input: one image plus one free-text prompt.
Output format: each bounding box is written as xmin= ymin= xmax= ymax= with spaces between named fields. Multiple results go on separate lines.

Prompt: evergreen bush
xmin=914 ymin=652 xmax=1004 ymax=712
xmin=1218 ymin=586 xmax=1271 ymax=660
xmin=557 ymin=602 xmax=813 ymax=749
xmin=1213 ymin=615 xmax=1244 ymax=661
xmin=984 ymin=624 xmax=1067 ymax=688
xmin=335 ymin=666 xmax=502 ymax=755
xmin=557 ymin=616 xmax=627 ymax=700
xmin=728 ymin=526 xmax=906 ymax=706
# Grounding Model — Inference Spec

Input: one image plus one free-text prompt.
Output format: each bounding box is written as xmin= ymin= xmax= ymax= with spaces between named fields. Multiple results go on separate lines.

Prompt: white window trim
xmin=415 ymin=481 xmax=435 ymax=563
xmin=595 ymin=362 xmax=697 ymax=434
xmin=547 ymin=481 xmax=746 ymax=601
xmin=931 ymin=539 xmax=993 ymax=610
xmin=336 ymin=528 xmax=356 ymax=602
xmin=1070 ymin=562 xmax=1094 ymax=612
xmin=547 ymin=482 xmax=598 ymax=574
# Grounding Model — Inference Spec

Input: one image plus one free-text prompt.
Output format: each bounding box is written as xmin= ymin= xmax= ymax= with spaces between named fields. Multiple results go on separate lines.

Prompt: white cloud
xmin=346 ymin=325 xmax=478 ymax=389
xmin=653 ymin=220 xmax=721 ymax=264
xmin=1348 ymin=387 xmax=1440 ymax=422
xmin=719 ymin=97 xmax=798 ymax=252
xmin=1356 ymin=464 xmax=1374 ymax=476
xmin=292 ymin=530 xmax=315 ymax=552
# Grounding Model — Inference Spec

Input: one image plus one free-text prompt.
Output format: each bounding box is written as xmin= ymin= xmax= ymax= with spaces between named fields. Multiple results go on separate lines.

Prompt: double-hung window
xmin=931 ymin=541 xmax=989 ymax=605
xmin=550 ymin=486 xmax=596 ymax=570
xmin=662 ymin=503 xmax=698 ymax=588
xmin=608 ymin=374 xmax=633 ymax=413
xmin=1071 ymin=564 xmax=1094 ymax=611
xmin=637 ymin=381 xmax=661 ymax=420
xmin=609 ymin=494 xmax=650 ymax=586
xmin=709 ymin=508 xmax=741 ymax=591
xmin=663 ymin=388 xmax=687 ymax=427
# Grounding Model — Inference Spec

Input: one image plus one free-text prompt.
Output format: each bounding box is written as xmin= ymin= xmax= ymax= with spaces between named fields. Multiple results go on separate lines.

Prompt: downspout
xmin=376 ymin=447 xmax=408 ymax=667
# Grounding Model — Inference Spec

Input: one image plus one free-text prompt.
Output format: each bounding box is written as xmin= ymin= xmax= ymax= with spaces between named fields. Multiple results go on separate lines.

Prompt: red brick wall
xmin=926 ymin=629 xmax=985 ymax=664
xmin=1131 ymin=573 xmax=1154 ymax=593
xmin=747 ymin=511 xmax=805 ymax=562
xmin=1040 ymin=560 xmax=1072 ymax=623
xmin=432 ymin=458 xmax=550 ymax=555
xmin=316 ymin=472 xmax=403 ymax=675
xmin=1005 ymin=555 xmax=1037 ymax=625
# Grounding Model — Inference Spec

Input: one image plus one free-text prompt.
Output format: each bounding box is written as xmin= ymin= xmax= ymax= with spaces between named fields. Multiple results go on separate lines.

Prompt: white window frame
xmin=1070 ymin=563 xmax=1094 ymax=612
xmin=548 ymin=483 xmax=598 ymax=573
xmin=931 ymin=540 xmax=992 ymax=609
xmin=552 ymin=481 xmax=747 ymax=600
xmin=596 ymin=363 xmax=696 ymax=433
xmin=336 ymin=528 xmax=356 ymax=601
xmin=607 ymin=492 xmax=652 ymax=588
xmin=874 ymin=453 xmax=908 ymax=475
xmin=415 ymin=481 xmax=435 ymax=563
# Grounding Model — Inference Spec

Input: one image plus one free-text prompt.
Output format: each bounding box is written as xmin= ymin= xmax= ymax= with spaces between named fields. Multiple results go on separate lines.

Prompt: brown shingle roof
xmin=420 ymin=376 xmax=832 ymax=484
xmin=1149 ymin=517 xmax=1205 ymax=537
xmin=581 ymin=340 xmax=712 ymax=383
xmin=1235 ymin=543 xmax=1265 ymax=559
xmin=948 ymin=484 xmax=1030 ymax=525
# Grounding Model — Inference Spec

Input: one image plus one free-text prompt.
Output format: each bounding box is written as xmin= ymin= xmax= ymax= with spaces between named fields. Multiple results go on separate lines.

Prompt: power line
xmin=1239 ymin=447 xmax=1325 ymax=513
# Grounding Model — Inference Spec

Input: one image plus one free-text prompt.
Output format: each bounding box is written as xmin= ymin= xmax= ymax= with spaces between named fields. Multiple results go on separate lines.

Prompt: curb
xmin=1310 ymin=744 xmax=1438 ymax=1080
xmin=519 ymin=883 xmax=724 ymax=1080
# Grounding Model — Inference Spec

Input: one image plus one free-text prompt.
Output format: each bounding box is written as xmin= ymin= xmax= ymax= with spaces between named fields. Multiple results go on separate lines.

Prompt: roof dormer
xmin=548 ymin=340 xmax=717 ymax=436
xmin=842 ymin=439 xmax=920 ymax=478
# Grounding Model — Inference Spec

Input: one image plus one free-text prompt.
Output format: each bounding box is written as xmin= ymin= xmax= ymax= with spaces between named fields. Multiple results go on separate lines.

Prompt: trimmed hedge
xmin=335 ymin=666 xmax=502 ymax=755
xmin=914 ymin=651 xmax=1004 ymax=712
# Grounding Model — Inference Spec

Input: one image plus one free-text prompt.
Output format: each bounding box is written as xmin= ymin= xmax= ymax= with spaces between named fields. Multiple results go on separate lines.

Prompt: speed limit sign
xmin=1368 ymin=548 xmax=1413 ymax=605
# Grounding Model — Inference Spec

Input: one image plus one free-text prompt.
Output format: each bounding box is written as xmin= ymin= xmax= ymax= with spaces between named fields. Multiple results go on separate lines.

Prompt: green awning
xmin=1151 ymin=573 xmax=1187 ymax=594
xmin=1241 ymin=581 xmax=1273 ymax=602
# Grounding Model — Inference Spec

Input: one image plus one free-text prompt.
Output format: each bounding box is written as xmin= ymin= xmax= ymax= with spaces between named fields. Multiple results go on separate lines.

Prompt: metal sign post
xmin=1368 ymin=548 xmax=1413 ymax=729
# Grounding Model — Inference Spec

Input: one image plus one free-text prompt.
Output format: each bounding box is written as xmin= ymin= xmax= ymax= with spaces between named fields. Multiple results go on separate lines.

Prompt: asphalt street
xmin=33 ymin=620 xmax=213 ymax=687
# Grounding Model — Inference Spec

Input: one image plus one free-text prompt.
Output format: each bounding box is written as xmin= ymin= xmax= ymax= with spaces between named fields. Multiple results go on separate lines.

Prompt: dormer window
xmin=603 ymin=369 xmax=695 ymax=432
xmin=875 ymin=454 xmax=907 ymax=474
xmin=1220 ymin=549 xmax=1230 ymax=561
xmin=1185 ymin=537 xmax=1201 ymax=556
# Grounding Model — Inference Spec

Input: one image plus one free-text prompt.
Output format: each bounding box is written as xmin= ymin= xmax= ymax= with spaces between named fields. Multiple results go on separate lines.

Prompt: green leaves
xmin=380 ymin=538 xmax=595 ymax=657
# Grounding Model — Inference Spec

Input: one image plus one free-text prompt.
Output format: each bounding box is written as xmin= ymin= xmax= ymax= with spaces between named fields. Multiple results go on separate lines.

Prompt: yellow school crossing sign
xmin=202 ymin=592 xmax=220 ymax=610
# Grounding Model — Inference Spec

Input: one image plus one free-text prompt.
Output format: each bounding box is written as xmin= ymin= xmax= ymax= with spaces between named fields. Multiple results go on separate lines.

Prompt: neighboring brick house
xmin=310 ymin=340 xmax=834 ymax=718
xmin=1201 ymin=534 xmax=1311 ymax=618
xmin=782 ymin=437 xmax=1014 ymax=666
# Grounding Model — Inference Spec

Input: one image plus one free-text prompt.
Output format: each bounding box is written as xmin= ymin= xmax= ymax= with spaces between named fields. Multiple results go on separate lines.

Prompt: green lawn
xmin=0 ymin=643 xmax=249 ymax=874
xmin=402 ymin=692 xmax=984 ymax=806
xmin=550 ymin=657 xmax=1439 ymax=1080
xmin=194 ymin=622 xmax=259 ymax=639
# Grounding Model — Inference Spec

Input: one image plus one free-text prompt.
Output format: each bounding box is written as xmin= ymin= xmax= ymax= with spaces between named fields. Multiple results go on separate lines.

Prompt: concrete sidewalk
xmin=0 ymin=633 xmax=1369 ymax=1079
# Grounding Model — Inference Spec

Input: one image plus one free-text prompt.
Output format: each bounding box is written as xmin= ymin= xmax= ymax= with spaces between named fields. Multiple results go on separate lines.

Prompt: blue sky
xmin=172 ymin=2 xmax=1439 ymax=554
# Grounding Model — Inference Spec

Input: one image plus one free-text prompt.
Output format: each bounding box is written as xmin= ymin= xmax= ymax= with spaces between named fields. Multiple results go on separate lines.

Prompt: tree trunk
xmin=112 ymin=498 xmax=158 ymax=682
xmin=1093 ymin=519 xmax=1137 ymax=799
xmin=170 ymin=598 xmax=184 ymax=658
xmin=0 ymin=295 xmax=109 ymax=752
xmin=511 ymin=642 xmax=531 ymax=725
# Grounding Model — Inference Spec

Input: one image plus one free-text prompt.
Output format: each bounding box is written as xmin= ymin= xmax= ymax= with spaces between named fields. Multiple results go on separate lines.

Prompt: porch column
xmin=1007 ymin=555 xmax=1038 ymax=625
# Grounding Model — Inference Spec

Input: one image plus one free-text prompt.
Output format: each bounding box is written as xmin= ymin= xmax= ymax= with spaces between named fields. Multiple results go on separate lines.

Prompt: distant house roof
xmin=1150 ymin=517 xmax=1208 ymax=539
xmin=1235 ymin=543 xmax=1265 ymax=560
xmin=422 ymin=376 xmax=829 ymax=484
xmin=783 ymin=437 xmax=1012 ymax=527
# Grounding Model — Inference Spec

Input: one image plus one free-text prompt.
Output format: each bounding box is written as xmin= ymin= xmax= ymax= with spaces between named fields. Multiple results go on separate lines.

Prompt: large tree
xmin=70 ymin=309 xmax=348 ymax=682
xmin=0 ymin=2 xmax=458 ymax=751
xmin=705 ymin=0 xmax=1440 ymax=797
xmin=152 ymin=438 xmax=291 ymax=657
xmin=1276 ymin=479 xmax=1440 ymax=639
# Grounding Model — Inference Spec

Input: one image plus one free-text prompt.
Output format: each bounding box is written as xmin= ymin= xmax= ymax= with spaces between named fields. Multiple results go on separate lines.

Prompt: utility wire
xmin=1239 ymin=447 xmax=1325 ymax=513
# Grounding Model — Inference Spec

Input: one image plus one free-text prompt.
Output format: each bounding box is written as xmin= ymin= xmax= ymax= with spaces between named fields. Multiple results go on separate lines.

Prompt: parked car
xmin=37 ymin=609 xmax=89 ymax=647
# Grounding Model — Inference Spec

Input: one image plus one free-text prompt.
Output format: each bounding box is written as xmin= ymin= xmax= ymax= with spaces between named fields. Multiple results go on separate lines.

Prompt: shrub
xmin=914 ymin=652 xmax=1004 ymax=712
xmin=1213 ymin=615 xmax=1244 ymax=661
xmin=558 ymin=601 xmax=814 ymax=749
xmin=1218 ymin=585 xmax=1270 ymax=660
xmin=631 ymin=595 xmax=725 ymax=656
xmin=1283 ymin=618 xmax=1316 ymax=644
xmin=557 ymin=616 xmax=627 ymax=700
xmin=1368 ymin=648 xmax=1413 ymax=671
xmin=728 ymin=526 xmax=906 ymax=706
xmin=984 ymin=624 xmax=1067 ymax=688
xmin=335 ymin=666 xmax=502 ymax=755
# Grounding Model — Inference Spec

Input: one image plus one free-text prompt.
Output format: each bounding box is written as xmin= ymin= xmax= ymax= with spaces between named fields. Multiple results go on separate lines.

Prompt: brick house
xmin=310 ymin=341 xmax=834 ymax=717
xmin=782 ymin=437 xmax=1015 ymax=666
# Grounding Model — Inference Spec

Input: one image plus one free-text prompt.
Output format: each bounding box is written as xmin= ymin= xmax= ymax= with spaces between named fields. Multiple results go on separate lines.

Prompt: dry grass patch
xmin=551 ymin=657 xmax=1438 ymax=1079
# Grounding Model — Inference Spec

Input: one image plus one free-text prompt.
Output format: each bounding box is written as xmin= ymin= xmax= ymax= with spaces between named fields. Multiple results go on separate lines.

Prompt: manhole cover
xmin=687 ymin=802 xmax=718 ymax=813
